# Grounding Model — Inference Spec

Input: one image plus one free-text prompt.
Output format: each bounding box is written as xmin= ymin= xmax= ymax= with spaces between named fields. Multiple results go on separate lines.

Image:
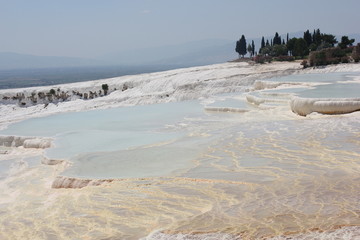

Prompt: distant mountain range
xmin=1 ymin=33 xmax=359 ymax=70
xmin=98 ymin=39 xmax=237 ymax=66
xmin=0 ymin=52 xmax=107 ymax=70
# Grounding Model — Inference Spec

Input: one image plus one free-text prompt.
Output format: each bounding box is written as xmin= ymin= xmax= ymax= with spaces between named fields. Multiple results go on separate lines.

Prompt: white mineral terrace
xmin=0 ymin=61 xmax=360 ymax=239
xmin=0 ymin=62 xmax=359 ymax=130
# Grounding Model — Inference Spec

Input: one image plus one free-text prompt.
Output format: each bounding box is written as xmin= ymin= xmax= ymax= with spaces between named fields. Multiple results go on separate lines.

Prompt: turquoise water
xmin=1 ymin=101 xmax=204 ymax=137
xmin=206 ymin=97 xmax=252 ymax=109
xmin=1 ymin=101 xmax=209 ymax=178
xmin=263 ymin=72 xmax=360 ymax=98
xmin=266 ymin=72 xmax=357 ymax=83
xmin=1 ymin=72 xmax=359 ymax=180
xmin=299 ymin=82 xmax=360 ymax=98
xmin=2 ymin=72 xmax=360 ymax=179
xmin=1 ymin=71 xmax=360 ymax=239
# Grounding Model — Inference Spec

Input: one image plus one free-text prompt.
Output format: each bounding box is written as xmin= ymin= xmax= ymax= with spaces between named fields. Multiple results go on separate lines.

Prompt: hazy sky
xmin=1 ymin=0 xmax=359 ymax=58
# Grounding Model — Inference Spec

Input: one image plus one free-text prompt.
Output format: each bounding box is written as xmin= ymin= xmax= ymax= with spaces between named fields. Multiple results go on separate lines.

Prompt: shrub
xmin=300 ymin=60 xmax=308 ymax=68
xmin=254 ymin=55 xmax=266 ymax=64
xmin=344 ymin=46 xmax=354 ymax=54
xmin=38 ymin=92 xmax=45 ymax=99
xmin=328 ymin=58 xmax=340 ymax=64
xmin=276 ymin=56 xmax=295 ymax=62
xmin=329 ymin=47 xmax=346 ymax=58
xmin=352 ymin=43 xmax=360 ymax=62
xmin=102 ymin=84 xmax=109 ymax=95
xmin=49 ymin=89 xmax=56 ymax=95
xmin=309 ymin=47 xmax=351 ymax=66
xmin=341 ymin=57 xmax=349 ymax=63
xmin=309 ymin=51 xmax=327 ymax=66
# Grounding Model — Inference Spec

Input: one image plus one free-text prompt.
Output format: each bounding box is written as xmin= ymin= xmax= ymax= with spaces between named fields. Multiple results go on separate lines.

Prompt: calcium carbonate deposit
xmin=0 ymin=61 xmax=360 ymax=239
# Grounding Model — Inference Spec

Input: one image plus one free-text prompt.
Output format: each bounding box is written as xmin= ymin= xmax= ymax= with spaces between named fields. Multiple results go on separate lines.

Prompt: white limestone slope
xmin=0 ymin=136 xmax=51 ymax=148
xmin=0 ymin=61 xmax=302 ymax=130
xmin=290 ymin=97 xmax=360 ymax=116
xmin=0 ymin=62 xmax=360 ymax=131
xmin=288 ymin=64 xmax=360 ymax=116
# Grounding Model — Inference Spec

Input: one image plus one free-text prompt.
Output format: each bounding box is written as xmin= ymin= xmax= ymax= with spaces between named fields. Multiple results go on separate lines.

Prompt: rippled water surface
xmin=0 ymin=72 xmax=360 ymax=239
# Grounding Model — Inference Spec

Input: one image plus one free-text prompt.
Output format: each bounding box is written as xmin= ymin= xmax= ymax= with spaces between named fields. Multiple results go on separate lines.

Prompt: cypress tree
xmin=260 ymin=37 xmax=265 ymax=53
xmin=252 ymin=40 xmax=255 ymax=56
xmin=303 ymin=30 xmax=312 ymax=46
xmin=266 ymin=39 xmax=270 ymax=46
xmin=286 ymin=33 xmax=289 ymax=43
xmin=273 ymin=32 xmax=281 ymax=45
xmin=247 ymin=44 xmax=253 ymax=57
xmin=312 ymin=29 xmax=316 ymax=43
xmin=235 ymin=35 xmax=247 ymax=58
xmin=273 ymin=33 xmax=277 ymax=45
xmin=261 ymin=37 xmax=265 ymax=48
xmin=315 ymin=29 xmax=321 ymax=45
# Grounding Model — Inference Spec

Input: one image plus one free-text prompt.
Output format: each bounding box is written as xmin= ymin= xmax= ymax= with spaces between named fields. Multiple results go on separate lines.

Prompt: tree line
xmin=235 ymin=29 xmax=358 ymax=65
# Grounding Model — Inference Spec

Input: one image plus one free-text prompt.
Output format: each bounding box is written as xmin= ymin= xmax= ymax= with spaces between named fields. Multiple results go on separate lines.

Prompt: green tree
xmin=314 ymin=29 xmax=322 ymax=46
xmin=260 ymin=45 xmax=271 ymax=56
xmin=235 ymin=35 xmax=247 ymax=58
xmin=317 ymin=42 xmax=333 ymax=50
xmin=321 ymin=34 xmax=337 ymax=47
xmin=287 ymin=38 xmax=297 ymax=56
xmin=309 ymin=43 xmax=317 ymax=51
xmin=312 ymin=29 xmax=316 ymax=43
xmin=273 ymin=32 xmax=281 ymax=45
xmin=251 ymin=40 xmax=255 ymax=56
xmin=293 ymin=38 xmax=308 ymax=58
xmin=272 ymin=44 xmax=288 ymax=56
xmin=261 ymin=37 xmax=265 ymax=49
xmin=102 ymin=84 xmax=109 ymax=95
xmin=247 ymin=44 xmax=253 ymax=57
xmin=338 ymin=36 xmax=355 ymax=49
xmin=261 ymin=44 xmax=288 ymax=57
xmin=303 ymin=30 xmax=312 ymax=46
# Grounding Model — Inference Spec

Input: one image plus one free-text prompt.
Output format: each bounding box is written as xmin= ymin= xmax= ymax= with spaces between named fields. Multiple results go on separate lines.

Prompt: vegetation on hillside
xmin=235 ymin=29 xmax=358 ymax=67
xmin=1 ymin=82 xmax=124 ymax=107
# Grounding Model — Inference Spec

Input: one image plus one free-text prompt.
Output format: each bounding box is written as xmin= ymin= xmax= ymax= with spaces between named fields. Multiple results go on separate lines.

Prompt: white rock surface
xmin=1 ymin=62 xmax=359 ymax=130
